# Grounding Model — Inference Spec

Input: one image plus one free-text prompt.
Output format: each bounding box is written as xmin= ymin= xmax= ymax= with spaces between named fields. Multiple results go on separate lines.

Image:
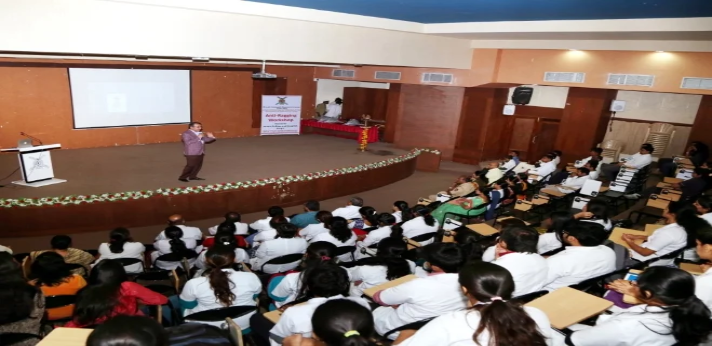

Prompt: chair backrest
xmin=645 ymin=123 xmax=676 ymax=158
xmin=261 ymin=253 xmax=305 ymax=272
xmin=184 ymin=306 xmax=257 ymax=322
xmin=409 ymin=232 xmax=437 ymax=243
xmin=45 ymin=295 xmax=77 ymax=309
xmin=600 ymin=139 xmax=623 ymax=162
xmin=335 ymin=246 xmax=357 ymax=262
xmin=114 ymin=258 xmax=145 ymax=272
xmin=226 ymin=317 xmax=244 ymax=346
xmin=135 ymin=269 xmax=180 ymax=295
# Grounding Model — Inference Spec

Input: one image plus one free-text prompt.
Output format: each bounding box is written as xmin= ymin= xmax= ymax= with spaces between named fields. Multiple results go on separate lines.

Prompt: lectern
xmin=0 ymin=144 xmax=66 ymax=187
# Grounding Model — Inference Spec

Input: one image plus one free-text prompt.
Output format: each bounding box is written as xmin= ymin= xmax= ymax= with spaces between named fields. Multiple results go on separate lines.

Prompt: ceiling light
xmin=656 ymin=51 xmax=665 ymax=53
xmin=568 ymin=49 xmax=579 ymax=51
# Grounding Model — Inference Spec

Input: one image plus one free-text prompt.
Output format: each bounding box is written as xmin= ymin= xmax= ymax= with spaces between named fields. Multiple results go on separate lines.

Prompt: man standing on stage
xmin=179 ymin=122 xmax=216 ymax=182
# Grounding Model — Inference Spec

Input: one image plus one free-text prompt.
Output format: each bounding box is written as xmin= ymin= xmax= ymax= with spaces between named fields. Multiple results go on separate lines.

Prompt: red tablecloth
xmin=301 ymin=120 xmax=379 ymax=143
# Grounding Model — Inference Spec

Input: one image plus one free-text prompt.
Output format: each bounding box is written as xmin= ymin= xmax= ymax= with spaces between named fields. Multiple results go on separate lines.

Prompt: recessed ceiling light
xmin=656 ymin=50 xmax=665 ymax=53
xmin=568 ymin=49 xmax=579 ymax=51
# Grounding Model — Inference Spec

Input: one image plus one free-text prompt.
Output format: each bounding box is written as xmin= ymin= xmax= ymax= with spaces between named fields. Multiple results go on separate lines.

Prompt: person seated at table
xmin=392 ymin=200 xmax=411 ymax=223
xmin=484 ymin=181 xmax=508 ymax=220
xmin=551 ymin=150 xmax=562 ymax=166
xmin=432 ymin=189 xmax=489 ymax=225
xmin=574 ymin=147 xmax=604 ymax=168
xmin=95 ymin=227 xmax=146 ymax=274
xmin=601 ymin=143 xmax=654 ymax=181
xmin=251 ymin=223 xmax=307 ymax=274
xmin=623 ymin=202 xmax=698 ymax=266
xmin=248 ymin=206 xmax=290 ymax=243
xmin=474 ymin=162 xmax=504 ymax=187
xmin=348 ymin=206 xmax=378 ymax=231
xmin=507 ymin=174 xmax=528 ymax=200
xmin=29 ymin=252 xmax=87 ymax=321
xmin=429 ymin=175 xmax=475 ymax=201
xmin=299 ymin=211 xmax=332 ymax=242
xmin=151 ymin=226 xmax=199 ymax=270
xmin=371 ymin=243 xmax=468 ymax=340
xmin=331 ymin=196 xmax=364 ymax=220
xmin=290 ymin=200 xmax=321 ymax=229
xmin=30 ymin=235 xmax=95 ymax=275
xmin=0 ymin=252 xmax=44 ymax=346
xmin=180 ymin=246 xmax=262 ymax=329
xmin=658 ymin=141 xmax=710 ymax=177
xmin=309 ymin=217 xmax=357 ymax=262
xmin=67 ymin=259 xmax=167 ymax=328
xmin=543 ymin=221 xmax=616 ymax=291
xmin=155 ymin=214 xmax=203 ymax=241
xmin=318 ymin=98 xmax=343 ymax=123
xmin=202 ymin=222 xmax=248 ymax=249
xmin=195 ymin=230 xmax=249 ymax=272
xmin=283 ymin=299 xmax=375 ymax=346
xmin=695 ymin=195 xmax=712 ymax=225
xmin=346 ymin=237 xmax=414 ymax=297
xmin=355 ymin=213 xmax=402 ymax=257
xmin=573 ymin=199 xmax=613 ymax=232
xmin=488 ymin=225 xmax=548 ymax=297
xmin=208 ymin=211 xmax=249 ymax=236
xmin=401 ymin=205 xmax=441 ymax=246
xmin=393 ymin=262 xmax=551 ymax=346
xmin=269 ymin=264 xmax=369 ymax=345
xmin=546 ymin=167 xmax=590 ymax=194
xmin=568 ymin=267 xmax=712 ymax=346
xmin=86 ymin=315 xmax=168 ymax=346
xmin=527 ymin=154 xmax=557 ymax=183
xmin=252 ymin=216 xmax=289 ymax=246
xmin=536 ymin=211 xmax=572 ymax=254
xmin=691 ymin=228 xmax=712 ymax=310
xmin=584 ymin=159 xmax=600 ymax=180
xmin=501 ymin=150 xmax=521 ymax=172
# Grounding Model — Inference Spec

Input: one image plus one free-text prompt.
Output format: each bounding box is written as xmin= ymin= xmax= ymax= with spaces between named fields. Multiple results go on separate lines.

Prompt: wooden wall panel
xmin=342 ymin=87 xmax=388 ymax=121
xmin=191 ymin=70 xmax=256 ymax=137
xmin=453 ymin=88 xmax=508 ymax=164
xmin=383 ymin=84 xmax=403 ymax=143
xmin=251 ymin=78 xmax=288 ymax=128
xmin=689 ymin=95 xmax=712 ymax=145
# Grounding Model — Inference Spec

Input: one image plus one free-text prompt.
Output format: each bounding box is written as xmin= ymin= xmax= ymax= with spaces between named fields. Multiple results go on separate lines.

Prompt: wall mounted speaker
xmin=512 ymin=86 xmax=534 ymax=105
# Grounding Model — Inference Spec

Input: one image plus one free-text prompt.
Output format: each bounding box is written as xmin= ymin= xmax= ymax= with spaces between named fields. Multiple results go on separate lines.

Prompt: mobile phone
xmin=624 ymin=272 xmax=639 ymax=281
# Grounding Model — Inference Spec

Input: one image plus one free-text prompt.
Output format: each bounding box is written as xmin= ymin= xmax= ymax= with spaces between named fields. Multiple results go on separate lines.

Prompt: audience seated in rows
xmin=309 ymin=217 xmax=357 ymax=262
xmin=527 ymin=154 xmax=557 ymax=183
xmin=355 ymin=213 xmax=402 ymax=257
xmin=331 ymin=196 xmax=364 ymax=220
xmin=251 ymin=223 xmax=307 ymax=274
xmin=249 ymin=206 xmax=290 ymax=246
xmin=289 ymin=200 xmax=320 ymax=229
xmin=0 ymin=252 xmax=44 ymax=346
xmin=29 ymin=252 xmax=87 ymax=321
xmin=401 ymin=205 xmax=440 ymax=246
xmin=195 ymin=227 xmax=249 ymax=272
xmin=152 ymin=226 xmax=199 ymax=270
xmin=96 ymin=227 xmax=146 ymax=273
xmin=156 ymin=214 xmax=203 ymax=241
xmin=299 ymin=211 xmax=332 ymax=242
xmin=432 ymin=187 xmax=489 ymax=224
xmin=486 ymin=225 xmax=548 ymax=297
xmin=428 ymin=175 xmax=475 ymax=202
xmin=208 ymin=212 xmax=249 ymax=236
xmin=574 ymin=147 xmax=604 ymax=169
xmin=500 ymin=150 xmax=520 ymax=172
xmin=346 ymin=237 xmax=420 ymax=297
xmin=391 ymin=200 xmax=410 ymax=223
xmin=347 ymin=206 xmax=378 ymax=231
xmin=30 ymin=235 xmax=94 ymax=274
xmin=601 ymin=143 xmax=654 ymax=181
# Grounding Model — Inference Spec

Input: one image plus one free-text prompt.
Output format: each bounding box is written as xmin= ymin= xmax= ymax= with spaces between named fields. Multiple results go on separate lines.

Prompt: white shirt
xmin=309 ymin=231 xmax=357 ymax=262
xmin=357 ymin=226 xmax=393 ymax=249
xmin=553 ymin=156 xmax=561 ymax=166
xmin=570 ymin=305 xmax=675 ymax=346
xmin=537 ymin=233 xmax=563 ymax=254
xmin=270 ymin=295 xmax=370 ymax=346
xmin=543 ymin=245 xmax=616 ymax=291
xmin=0 ymin=244 xmax=12 ymax=254
xmin=155 ymin=224 xmax=203 ymax=241
xmin=250 ymin=216 xmax=290 ymax=233
xmin=392 ymin=211 xmax=403 ymax=223
xmin=180 ymin=269 xmax=261 ymax=329
xmin=701 ymin=212 xmax=712 ymax=226
xmin=250 ymin=237 xmax=307 ymax=274
xmin=331 ymin=205 xmax=361 ymax=220
xmin=372 ymin=273 xmax=469 ymax=337
xmin=696 ymin=268 xmax=712 ymax=310
xmin=322 ymin=103 xmax=342 ymax=118
xmin=298 ymin=223 xmax=329 ymax=242
xmin=485 ymin=168 xmax=503 ymax=184
xmin=269 ymin=272 xmax=303 ymax=308
xmin=493 ymin=252 xmax=549 ymax=297
xmin=529 ymin=161 xmax=556 ymax=182
xmin=397 ymin=307 xmax=553 ymax=346
xmin=588 ymin=169 xmax=600 ymax=180
xmin=560 ymin=175 xmax=590 ymax=191
xmin=151 ymin=238 xmax=199 ymax=270
xmin=624 ymin=153 xmax=652 ymax=169
xmin=631 ymin=223 xmax=688 ymax=266
xmin=96 ymin=242 xmax=146 ymax=273
xmin=346 ymin=261 xmax=418 ymax=297
xmin=501 ymin=158 xmax=517 ymax=171
xmin=402 ymin=217 xmax=440 ymax=246
xmin=195 ymin=248 xmax=249 ymax=270
xmin=574 ymin=156 xmax=592 ymax=168
xmin=208 ymin=222 xmax=249 ymax=236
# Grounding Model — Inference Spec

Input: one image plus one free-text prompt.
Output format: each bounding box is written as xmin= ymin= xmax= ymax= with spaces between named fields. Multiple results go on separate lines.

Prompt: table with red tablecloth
xmin=301 ymin=119 xmax=379 ymax=143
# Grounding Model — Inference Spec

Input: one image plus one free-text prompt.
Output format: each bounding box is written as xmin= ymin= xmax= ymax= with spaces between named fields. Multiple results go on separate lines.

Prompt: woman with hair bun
xmin=96 ymin=228 xmax=145 ymax=273
xmin=283 ymin=299 xmax=377 ymax=346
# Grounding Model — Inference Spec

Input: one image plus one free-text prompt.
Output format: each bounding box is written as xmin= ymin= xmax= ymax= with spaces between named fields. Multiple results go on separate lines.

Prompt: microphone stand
xmin=20 ymin=132 xmax=43 ymax=146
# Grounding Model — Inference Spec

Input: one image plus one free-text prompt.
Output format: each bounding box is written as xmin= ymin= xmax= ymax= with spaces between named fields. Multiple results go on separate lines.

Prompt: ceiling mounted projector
xmin=253 ymin=60 xmax=277 ymax=79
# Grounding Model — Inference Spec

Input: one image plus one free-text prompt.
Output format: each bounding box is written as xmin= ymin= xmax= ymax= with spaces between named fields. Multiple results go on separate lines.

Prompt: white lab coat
xmin=396 ymin=307 xmax=553 ymax=346
xmin=322 ymin=103 xmax=342 ymax=119
xmin=537 ymin=233 xmax=563 ymax=254
xmin=492 ymin=252 xmax=549 ymax=297
xmin=346 ymin=261 xmax=419 ymax=297
xmin=250 ymin=216 xmax=290 ymax=233
xmin=501 ymin=158 xmax=517 ymax=171
xmin=559 ymin=175 xmax=590 ymax=193
xmin=624 ymin=153 xmax=652 ymax=169
xmin=630 ymin=223 xmax=688 ymax=266
xmin=250 ymin=237 xmax=307 ymax=274
xmin=331 ymin=205 xmax=362 ymax=220
xmin=696 ymin=268 xmax=712 ymax=310
xmin=309 ymin=231 xmax=357 ymax=262
xmin=180 ymin=269 xmax=261 ymax=329
xmin=357 ymin=226 xmax=393 ymax=249
xmin=392 ymin=211 xmax=403 ymax=223
xmin=269 ymin=272 xmax=303 ymax=308
xmin=298 ymin=222 xmax=329 ymax=242
xmin=195 ymin=248 xmax=249 ymax=270
xmin=574 ymin=156 xmax=593 ymax=168
xmin=151 ymin=238 xmax=199 ymax=270
xmin=529 ymin=161 xmax=556 ymax=182
xmin=96 ymin=242 xmax=146 ymax=273
xmin=208 ymin=222 xmax=249 ymax=236
xmin=372 ymin=273 xmax=469 ymax=339
xmin=402 ymin=217 xmax=440 ymax=246
xmin=155 ymin=225 xmax=203 ymax=241
xmin=569 ymin=305 xmax=675 ymax=346
xmin=543 ymin=245 xmax=616 ymax=291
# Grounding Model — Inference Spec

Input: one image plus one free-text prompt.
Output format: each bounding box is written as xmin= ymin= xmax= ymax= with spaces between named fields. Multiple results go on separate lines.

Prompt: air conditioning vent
xmin=374 ymin=71 xmax=401 ymax=80
xmin=607 ymin=74 xmax=655 ymax=87
xmin=681 ymin=77 xmax=712 ymax=90
xmin=543 ymin=72 xmax=586 ymax=83
xmin=422 ymin=73 xmax=454 ymax=84
xmin=331 ymin=69 xmax=355 ymax=78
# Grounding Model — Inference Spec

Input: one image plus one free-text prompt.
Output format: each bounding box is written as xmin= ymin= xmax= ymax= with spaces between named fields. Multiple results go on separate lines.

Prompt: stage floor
xmin=0 ymin=135 xmax=408 ymax=199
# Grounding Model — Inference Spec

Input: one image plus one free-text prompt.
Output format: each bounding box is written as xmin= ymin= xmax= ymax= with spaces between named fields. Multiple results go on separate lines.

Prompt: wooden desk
xmin=37 ymin=328 xmax=93 ymax=346
xmin=466 ymin=223 xmax=499 ymax=236
xmin=663 ymin=177 xmax=683 ymax=184
xmin=363 ymin=274 xmax=417 ymax=298
xmin=264 ymin=309 xmax=284 ymax=323
xmin=496 ymin=216 xmax=531 ymax=226
xmin=541 ymin=187 xmax=568 ymax=197
xmin=609 ymin=227 xmax=655 ymax=249
xmin=526 ymin=287 xmax=613 ymax=329
xmin=680 ymin=262 xmax=706 ymax=275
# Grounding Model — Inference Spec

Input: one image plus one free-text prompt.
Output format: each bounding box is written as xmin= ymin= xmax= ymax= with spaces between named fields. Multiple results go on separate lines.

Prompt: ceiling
xmin=439 ymin=31 xmax=712 ymax=41
xmin=246 ymin=0 xmax=712 ymax=24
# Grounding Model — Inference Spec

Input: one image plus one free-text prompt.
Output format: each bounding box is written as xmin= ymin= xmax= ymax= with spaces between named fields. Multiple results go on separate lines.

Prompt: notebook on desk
xmin=526 ymin=287 xmax=613 ymax=329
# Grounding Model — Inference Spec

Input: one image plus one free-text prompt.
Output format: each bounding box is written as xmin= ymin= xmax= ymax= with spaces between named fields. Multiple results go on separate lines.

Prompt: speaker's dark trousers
xmin=179 ymin=154 xmax=204 ymax=180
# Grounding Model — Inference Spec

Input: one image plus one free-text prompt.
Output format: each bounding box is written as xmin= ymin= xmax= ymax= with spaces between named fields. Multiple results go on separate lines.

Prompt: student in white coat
xmin=298 ymin=211 xmax=331 ymax=242
xmin=347 ymin=206 xmax=378 ymax=231
xmin=347 ymin=237 xmax=416 ymax=297
xmin=574 ymin=199 xmax=613 ymax=232
xmin=584 ymin=160 xmax=600 ymax=180
xmin=489 ymin=225 xmax=549 ymax=297
xmin=573 ymin=148 xmax=603 ymax=169
xmin=208 ymin=211 xmax=249 ymax=236
xmin=248 ymin=206 xmax=290 ymax=246
xmin=251 ymin=223 xmax=307 ymax=274
xmin=371 ymin=243 xmax=468 ymax=339
xmin=155 ymin=214 xmax=203 ymax=242
xmin=569 ymin=266 xmax=712 ymax=346
xmin=355 ymin=213 xmax=401 ymax=259
xmin=536 ymin=212 xmax=571 ymax=255
xmin=543 ymin=221 xmax=616 ymax=291
xmin=195 ymin=231 xmax=249 ymax=272
xmin=694 ymin=229 xmax=712 ymax=310
xmin=179 ymin=247 xmax=262 ymax=330
xmin=392 ymin=200 xmax=410 ymax=224
xmin=394 ymin=261 xmax=552 ymax=346
xmin=331 ymin=196 xmax=364 ymax=220
xmin=309 ymin=217 xmax=357 ymax=262
xmin=695 ymin=195 xmax=712 ymax=225
xmin=282 ymin=299 xmax=375 ymax=346
xmin=552 ymin=167 xmax=590 ymax=194
xmin=269 ymin=264 xmax=370 ymax=346
xmin=96 ymin=228 xmax=145 ymax=274
xmin=152 ymin=226 xmax=199 ymax=270
xmin=401 ymin=205 xmax=439 ymax=246
xmin=622 ymin=202 xmax=695 ymax=266
xmin=527 ymin=154 xmax=557 ymax=183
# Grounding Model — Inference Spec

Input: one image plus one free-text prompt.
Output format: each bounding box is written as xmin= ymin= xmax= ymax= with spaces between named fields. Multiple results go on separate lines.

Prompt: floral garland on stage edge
xmin=0 ymin=148 xmax=441 ymax=208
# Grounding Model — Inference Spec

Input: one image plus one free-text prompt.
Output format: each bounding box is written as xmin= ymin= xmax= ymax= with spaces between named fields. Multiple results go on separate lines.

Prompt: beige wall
xmin=315 ymin=79 xmax=390 ymax=104
xmin=614 ymin=91 xmax=702 ymax=125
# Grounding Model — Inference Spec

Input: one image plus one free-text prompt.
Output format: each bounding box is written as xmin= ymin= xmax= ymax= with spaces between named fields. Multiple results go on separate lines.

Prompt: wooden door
xmin=529 ymin=119 xmax=561 ymax=162
xmin=508 ymin=118 xmax=536 ymax=160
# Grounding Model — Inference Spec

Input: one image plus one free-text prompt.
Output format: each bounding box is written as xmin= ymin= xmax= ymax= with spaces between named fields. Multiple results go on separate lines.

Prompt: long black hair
xmin=412 ymin=205 xmax=436 ymax=226
xmin=376 ymin=213 xmax=404 ymax=239
xmin=393 ymin=201 xmax=411 ymax=222
xmin=304 ymin=263 xmax=350 ymax=298
xmin=695 ymin=195 xmax=712 ymax=214
xmin=636 ymin=266 xmax=712 ymax=345
xmin=459 ymin=262 xmax=548 ymax=346
xmin=297 ymin=242 xmax=338 ymax=299
xmin=0 ymin=252 xmax=41 ymax=325
xmin=454 ymin=228 xmax=488 ymax=262
xmin=357 ymin=237 xmax=411 ymax=280
xmin=585 ymin=199 xmax=610 ymax=223
xmin=164 ymin=226 xmax=188 ymax=254
xmin=213 ymin=229 xmax=238 ymax=250
xmin=311 ymin=299 xmax=376 ymax=346
xmin=359 ymin=207 xmax=378 ymax=226
xmin=667 ymin=202 xmax=708 ymax=248
xmin=204 ymin=246 xmax=237 ymax=307
xmin=31 ymin=251 xmax=73 ymax=287
xmin=73 ymin=259 xmax=129 ymax=326
xmin=328 ymin=217 xmax=354 ymax=243
xmin=87 ymin=315 xmax=168 ymax=346
xmin=108 ymin=227 xmax=132 ymax=254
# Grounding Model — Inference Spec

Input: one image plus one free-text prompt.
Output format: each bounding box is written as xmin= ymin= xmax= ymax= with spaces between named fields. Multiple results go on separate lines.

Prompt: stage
xmin=0 ymin=135 xmax=441 ymax=237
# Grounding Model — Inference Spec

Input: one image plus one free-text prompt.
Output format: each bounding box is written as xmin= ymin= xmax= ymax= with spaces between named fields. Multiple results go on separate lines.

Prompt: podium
xmin=0 ymin=144 xmax=66 ymax=187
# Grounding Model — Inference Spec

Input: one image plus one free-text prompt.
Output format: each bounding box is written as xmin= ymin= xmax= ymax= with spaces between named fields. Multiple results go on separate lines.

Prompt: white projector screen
xmin=69 ymin=68 xmax=191 ymax=129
